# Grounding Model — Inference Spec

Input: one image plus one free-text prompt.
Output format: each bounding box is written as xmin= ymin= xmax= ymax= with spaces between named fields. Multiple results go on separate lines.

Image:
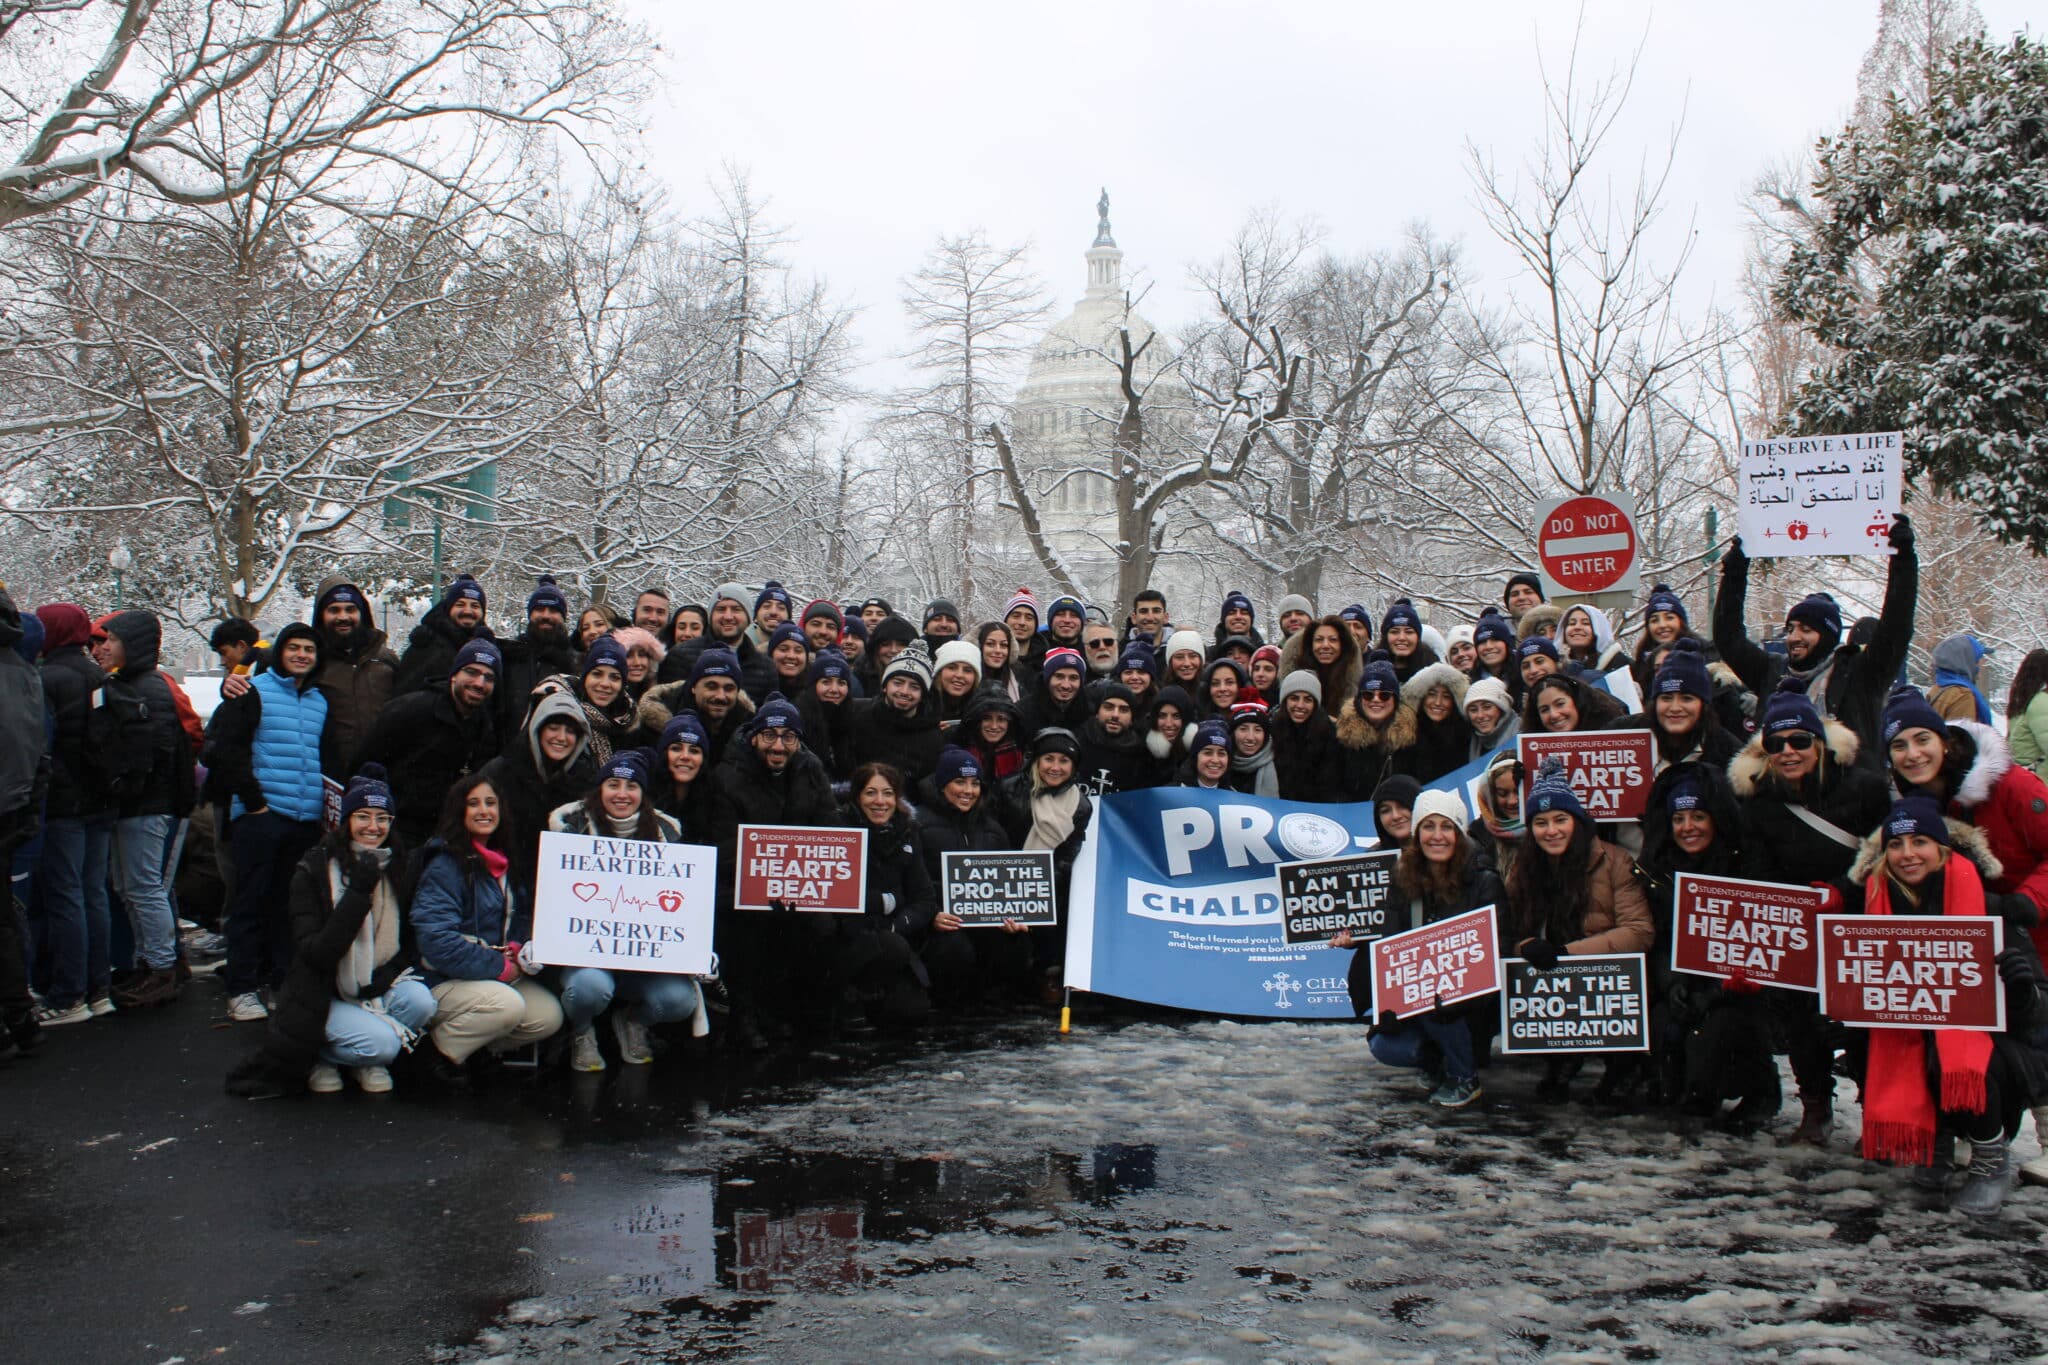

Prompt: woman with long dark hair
xmin=410 ymin=773 xmax=563 ymax=1083
xmin=1277 ymin=616 xmax=1362 ymax=720
xmin=1503 ymin=760 xmax=1653 ymax=1102
xmin=976 ymin=621 xmax=1022 ymax=702
xmin=2006 ymin=648 xmax=2048 ymax=780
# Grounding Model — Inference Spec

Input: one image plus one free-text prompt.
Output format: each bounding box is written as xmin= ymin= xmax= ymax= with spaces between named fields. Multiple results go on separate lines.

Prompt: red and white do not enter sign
xmin=1536 ymin=493 xmax=1641 ymax=597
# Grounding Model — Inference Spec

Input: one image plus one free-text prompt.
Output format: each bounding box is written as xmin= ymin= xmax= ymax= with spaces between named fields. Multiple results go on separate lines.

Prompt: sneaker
xmin=86 ymin=993 xmax=115 ymax=1018
xmin=611 ymin=1011 xmax=653 ymax=1066
xmin=352 ymin=1066 xmax=393 ymax=1094
xmin=569 ymin=1028 xmax=606 ymax=1072
xmin=114 ymin=968 xmax=181 ymax=1010
xmin=227 ymin=992 xmax=269 ymax=1022
xmin=35 ymin=1000 xmax=91 ymax=1027
xmin=1430 ymin=1077 xmax=1483 ymax=1109
xmin=307 ymin=1064 xmax=343 ymax=1093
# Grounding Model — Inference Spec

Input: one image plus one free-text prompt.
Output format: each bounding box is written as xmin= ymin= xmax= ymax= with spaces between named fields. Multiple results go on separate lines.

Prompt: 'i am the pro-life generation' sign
xmin=1499 ymin=954 xmax=1651 ymax=1054
xmin=532 ymin=831 xmax=718 ymax=974
xmin=940 ymin=850 xmax=1059 ymax=926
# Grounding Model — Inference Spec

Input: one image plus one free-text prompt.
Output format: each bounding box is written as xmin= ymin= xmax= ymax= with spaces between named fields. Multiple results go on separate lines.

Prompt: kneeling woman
xmin=1849 ymin=798 xmax=2048 ymax=1217
xmin=550 ymin=751 xmax=707 ymax=1070
xmin=412 ymin=774 xmax=564 ymax=1081
xmin=1341 ymin=790 xmax=1503 ymax=1109
xmin=822 ymin=763 xmax=941 ymax=1028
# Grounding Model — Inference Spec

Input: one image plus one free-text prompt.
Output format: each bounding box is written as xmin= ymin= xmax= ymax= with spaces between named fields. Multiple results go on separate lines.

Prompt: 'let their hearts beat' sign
xmin=531 ymin=831 xmax=718 ymax=974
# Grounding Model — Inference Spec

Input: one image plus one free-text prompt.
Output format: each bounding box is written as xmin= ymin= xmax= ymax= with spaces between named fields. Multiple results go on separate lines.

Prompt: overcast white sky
xmin=621 ymin=1 xmax=2037 ymax=391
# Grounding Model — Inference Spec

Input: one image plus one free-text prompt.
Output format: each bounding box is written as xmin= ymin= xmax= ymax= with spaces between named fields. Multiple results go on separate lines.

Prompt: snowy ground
xmin=450 ymin=1020 xmax=2048 ymax=1363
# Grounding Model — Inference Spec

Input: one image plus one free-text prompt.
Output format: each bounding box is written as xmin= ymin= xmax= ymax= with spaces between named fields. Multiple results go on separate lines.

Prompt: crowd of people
xmin=5 ymin=511 xmax=2048 ymax=1216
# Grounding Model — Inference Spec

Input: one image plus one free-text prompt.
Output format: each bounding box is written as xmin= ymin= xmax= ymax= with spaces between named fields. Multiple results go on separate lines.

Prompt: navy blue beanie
xmin=1785 ymin=592 xmax=1843 ymax=645
xmin=340 ymin=763 xmax=394 ymax=819
xmin=1760 ymin=681 xmax=1826 ymax=739
xmin=1358 ymin=660 xmax=1400 ymax=696
xmin=934 ymin=745 xmax=982 ymax=787
xmin=1665 ymin=774 xmax=1705 ymax=813
xmin=580 ymin=635 xmax=627 ymax=679
xmin=768 ymin=621 xmax=808 ymax=653
xmin=1644 ymin=583 xmax=1687 ymax=629
xmin=1473 ymin=609 xmax=1515 ymax=648
xmin=1880 ymin=683 xmax=1948 ymax=748
xmin=599 ymin=749 xmax=651 ymax=790
xmin=526 ymin=575 xmax=568 ymax=616
xmin=451 ymin=638 xmax=501 ymax=678
xmin=1527 ymin=757 xmax=1589 ymax=826
xmin=1380 ymin=598 xmax=1422 ymax=638
xmin=1883 ymin=796 xmax=1950 ymax=846
xmin=1117 ymin=647 xmax=1157 ymax=678
xmin=660 ymin=711 xmax=709 ymax=752
xmin=442 ymin=574 xmax=485 ymax=611
xmin=754 ymin=581 xmax=792 ymax=614
xmin=1519 ymin=635 xmax=1560 ymax=663
xmin=690 ymin=646 xmax=740 ymax=686
xmin=1652 ymin=648 xmax=1711 ymax=703
xmin=809 ymin=648 xmax=852 ymax=684
xmin=751 ymin=692 xmax=803 ymax=736
xmin=1192 ymin=720 xmax=1231 ymax=753
xmin=1221 ymin=591 xmax=1255 ymax=619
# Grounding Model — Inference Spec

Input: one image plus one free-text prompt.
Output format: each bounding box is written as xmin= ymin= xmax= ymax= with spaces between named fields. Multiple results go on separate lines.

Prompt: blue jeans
xmin=1369 ymin=1012 xmax=1477 ymax=1083
xmin=38 ymin=816 xmax=112 ymax=1007
xmin=110 ymin=814 xmax=178 ymax=971
xmin=322 ymin=979 xmax=438 ymax=1067
xmin=558 ymin=967 xmax=702 ymax=1033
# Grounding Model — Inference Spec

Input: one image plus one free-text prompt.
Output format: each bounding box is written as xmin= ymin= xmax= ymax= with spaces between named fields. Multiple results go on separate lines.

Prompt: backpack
xmin=84 ymin=677 xmax=155 ymax=803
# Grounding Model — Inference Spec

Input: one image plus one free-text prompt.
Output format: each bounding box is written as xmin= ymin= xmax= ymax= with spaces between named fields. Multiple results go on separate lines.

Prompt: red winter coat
xmin=1941 ymin=721 xmax=2048 ymax=957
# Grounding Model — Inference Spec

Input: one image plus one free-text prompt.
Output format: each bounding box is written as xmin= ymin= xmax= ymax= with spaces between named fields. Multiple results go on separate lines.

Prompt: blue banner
xmin=1064 ymin=788 xmax=1379 ymax=1018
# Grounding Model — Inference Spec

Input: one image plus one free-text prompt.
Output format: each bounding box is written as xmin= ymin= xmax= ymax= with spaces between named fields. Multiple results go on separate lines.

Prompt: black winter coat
xmin=103 ymin=611 xmax=195 ymax=819
xmin=494 ymin=628 xmax=578 ymax=736
xmin=1018 ymin=680 xmax=1091 ymax=739
xmin=704 ymin=743 xmax=838 ymax=905
xmin=394 ymin=604 xmax=494 ymax=698
xmin=311 ymin=628 xmax=399 ymax=777
xmin=38 ymin=642 xmax=107 ymax=820
xmin=1271 ymin=709 xmax=1344 ymax=803
xmin=1074 ymin=719 xmax=1154 ymax=797
xmin=1730 ymin=718 xmax=1889 ymax=888
xmin=795 ymin=690 xmax=856 ymax=779
xmin=912 ymin=776 xmax=1013 ymax=884
xmin=1713 ymin=535 xmax=1917 ymax=764
xmin=841 ymin=698 xmax=946 ymax=786
xmin=845 ymin=805 xmax=938 ymax=935
xmin=357 ymin=686 xmax=501 ymax=849
xmin=476 ymin=714 xmax=597 ymax=877
xmin=0 ymin=606 xmax=44 ymax=823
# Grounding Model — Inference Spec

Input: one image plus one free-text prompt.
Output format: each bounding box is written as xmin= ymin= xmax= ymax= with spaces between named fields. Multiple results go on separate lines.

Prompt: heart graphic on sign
xmin=572 ymin=883 xmax=600 ymax=902
xmin=658 ymin=890 xmax=683 ymax=914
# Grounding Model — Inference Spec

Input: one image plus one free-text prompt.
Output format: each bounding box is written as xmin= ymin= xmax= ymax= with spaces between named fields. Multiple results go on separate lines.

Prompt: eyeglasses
xmin=1762 ymin=731 xmax=1817 ymax=753
xmin=1085 ymin=640 xmax=1118 ymax=651
xmin=755 ymin=730 xmax=800 ymax=747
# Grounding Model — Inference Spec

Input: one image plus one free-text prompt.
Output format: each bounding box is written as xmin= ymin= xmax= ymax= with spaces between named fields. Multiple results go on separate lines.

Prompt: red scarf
xmin=1859 ymin=853 xmax=1995 ymax=1166
xmin=473 ymin=838 xmax=508 ymax=881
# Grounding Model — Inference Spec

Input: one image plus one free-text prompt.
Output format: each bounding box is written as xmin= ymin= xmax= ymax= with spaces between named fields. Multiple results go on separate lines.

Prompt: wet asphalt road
xmin=14 ymin=983 xmax=2048 ymax=1362
xmin=0 ymin=982 xmax=1023 ymax=1365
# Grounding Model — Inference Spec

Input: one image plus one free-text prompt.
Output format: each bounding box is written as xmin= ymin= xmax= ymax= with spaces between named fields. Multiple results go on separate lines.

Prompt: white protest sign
xmin=1738 ymin=431 xmax=1901 ymax=558
xmin=532 ymin=830 xmax=717 ymax=974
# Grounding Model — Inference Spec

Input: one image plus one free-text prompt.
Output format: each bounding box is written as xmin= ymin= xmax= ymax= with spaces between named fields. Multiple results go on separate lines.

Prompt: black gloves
xmin=1723 ymin=535 xmax=1748 ymax=574
xmin=1889 ymin=513 xmax=1915 ymax=553
xmin=1997 ymin=945 xmax=2038 ymax=991
xmin=1376 ymin=1009 xmax=1400 ymax=1028
xmin=1993 ymin=892 xmax=2041 ymax=931
xmin=343 ymin=851 xmax=383 ymax=893
xmin=1521 ymin=939 xmax=1562 ymax=971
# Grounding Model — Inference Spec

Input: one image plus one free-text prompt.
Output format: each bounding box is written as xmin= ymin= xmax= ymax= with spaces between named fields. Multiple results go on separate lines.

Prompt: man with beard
xmin=495 ymin=577 xmax=578 ymax=735
xmin=841 ymin=648 xmax=945 ymax=786
xmin=394 ymin=573 xmax=494 ymax=696
xmin=657 ymin=582 xmax=776 ymax=704
xmin=242 ymin=577 xmax=399 ymax=777
xmin=358 ymin=639 xmax=502 ymax=850
xmin=632 ymin=587 xmax=671 ymax=633
xmin=637 ymin=646 xmax=755 ymax=768
xmin=1712 ymin=515 xmax=1917 ymax=762
xmin=1075 ymin=682 xmax=1152 ymax=796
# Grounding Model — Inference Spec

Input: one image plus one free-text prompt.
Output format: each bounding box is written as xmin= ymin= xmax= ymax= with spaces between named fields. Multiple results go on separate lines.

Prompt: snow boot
xmin=2020 ymin=1106 xmax=2048 ymax=1187
xmin=1912 ymin=1132 xmax=1960 ymax=1192
xmin=1949 ymin=1135 xmax=2015 ymax=1218
xmin=1782 ymin=1097 xmax=1832 ymax=1147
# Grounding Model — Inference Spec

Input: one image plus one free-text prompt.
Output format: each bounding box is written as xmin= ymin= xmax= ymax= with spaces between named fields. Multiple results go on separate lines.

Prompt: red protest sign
xmin=1819 ymin=915 xmax=2004 ymax=1031
xmin=1671 ymin=873 xmax=1824 ymax=993
xmin=1369 ymin=905 xmax=1501 ymax=1020
xmin=734 ymin=825 xmax=867 ymax=913
xmin=1536 ymin=493 xmax=1639 ymax=596
xmin=1518 ymin=730 xmax=1654 ymax=822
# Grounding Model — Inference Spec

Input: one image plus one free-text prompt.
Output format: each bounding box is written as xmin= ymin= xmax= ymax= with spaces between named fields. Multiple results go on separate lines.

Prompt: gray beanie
xmin=1275 ymin=594 xmax=1315 ymax=619
xmin=713 ymin=582 xmax=749 ymax=610
xmin=1279 ymin=669 xmax=1323 ymax=705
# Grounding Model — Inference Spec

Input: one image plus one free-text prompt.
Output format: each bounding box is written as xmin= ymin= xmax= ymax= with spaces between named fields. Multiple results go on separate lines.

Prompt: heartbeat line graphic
xmin=569 ymin=883 xmax=686 ymax=914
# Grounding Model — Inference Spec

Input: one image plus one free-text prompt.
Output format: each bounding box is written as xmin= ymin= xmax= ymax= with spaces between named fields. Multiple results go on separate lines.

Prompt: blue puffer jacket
xmin=233 ymin=666 xmax=329 ymax=822
xmin=410 ymin=839 xmax=529 ymax=985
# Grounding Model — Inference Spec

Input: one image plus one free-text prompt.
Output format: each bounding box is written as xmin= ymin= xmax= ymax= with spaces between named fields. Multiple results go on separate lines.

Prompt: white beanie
xmin=1412 ymin=788 xmax=1470 ymax=830
xmin=1164 ymin=629 xmax=1206 ymax=664
xmin=934 ymin=639 xmax=982 ymax=679
xmin=1447 ymin=624 xmax=1475 ymax=649
xmin=1279 ymin=669 xmax=1322 ymax=705
xmin=1465 ymin=676 xmax=1514 ymax=718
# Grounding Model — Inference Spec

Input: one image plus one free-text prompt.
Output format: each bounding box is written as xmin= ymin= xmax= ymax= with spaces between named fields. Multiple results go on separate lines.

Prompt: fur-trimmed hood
xmin=1517 ymin=603 xmax=1564 ymax=644
xmin=1728 ymin=716 xmax=1861 ymax=798
xmin=1401 ymin=660 xmax=1469 ymax=710
xmin=1946 ymin=719 xmax=2013 ymax=810
xmin=1850 ymin=815 xmax=2003 ymax=886
xmin=638 ymin=677 xmax=754 ymax=734
xmin=1335 ymin=696 xmax=1418 ymax=752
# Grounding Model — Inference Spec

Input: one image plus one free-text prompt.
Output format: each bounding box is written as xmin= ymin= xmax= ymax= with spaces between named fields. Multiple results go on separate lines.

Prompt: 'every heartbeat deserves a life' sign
xmin=531 ymin=831 xmax=717 ymax=974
